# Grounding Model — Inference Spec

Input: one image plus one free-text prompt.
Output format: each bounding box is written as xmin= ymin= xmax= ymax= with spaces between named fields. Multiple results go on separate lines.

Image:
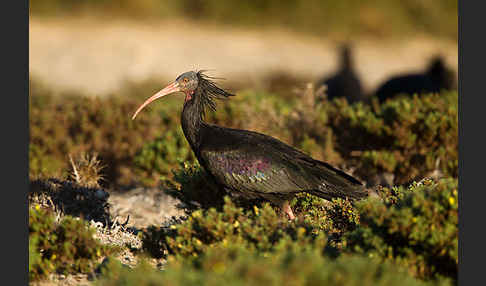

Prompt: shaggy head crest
xmin=194 ymin=70 xmax=235 ymax=114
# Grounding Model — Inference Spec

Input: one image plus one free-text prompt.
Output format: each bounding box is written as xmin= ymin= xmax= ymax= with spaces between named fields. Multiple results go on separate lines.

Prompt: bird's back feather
xmin=198 ymin=124 xmax=367 ymax=201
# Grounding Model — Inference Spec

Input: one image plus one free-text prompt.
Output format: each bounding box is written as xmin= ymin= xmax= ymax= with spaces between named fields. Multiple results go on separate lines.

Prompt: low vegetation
xmin=30 ymin=78 xmax=457 ymax=188
xmin=96 ymin=249 xmax=445 ymax=286
xmin=139 ymin=171 xmax=457 ymax=283
xmin=29 ymin=207 xmax=118 ymax=281
xmin=344 ymin=178 xmax=458 ymax=281
xmin=28 ymin=78 xmax=457 ymax=285
xmin=31 ymin=0 xmax=457 ymax=40
xmin=28 ymin=166 xmax=457 ymax=284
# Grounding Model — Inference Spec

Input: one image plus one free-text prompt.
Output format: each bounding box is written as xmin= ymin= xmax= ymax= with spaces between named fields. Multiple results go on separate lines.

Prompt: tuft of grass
xmin=69 ymin=152 xmax=106 ymax=188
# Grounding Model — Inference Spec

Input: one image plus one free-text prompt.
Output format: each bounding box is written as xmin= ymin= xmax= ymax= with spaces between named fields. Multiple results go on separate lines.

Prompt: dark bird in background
xmin=374 ymin=55 xmax=456 ymax=103
xmin=132 ymin=71 xmax=367 ymax=219
xmin=316 ymin=43 xmax=365 ymax=104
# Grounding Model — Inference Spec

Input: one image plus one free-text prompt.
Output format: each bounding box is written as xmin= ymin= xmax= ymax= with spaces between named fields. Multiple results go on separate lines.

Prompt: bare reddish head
xmin=132 ymin=71 xmax=200 ymax=120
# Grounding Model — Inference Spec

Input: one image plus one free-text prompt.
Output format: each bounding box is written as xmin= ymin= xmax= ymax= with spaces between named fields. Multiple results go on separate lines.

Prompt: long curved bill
xmin=132 ymin=82 xmax=180 ymax=120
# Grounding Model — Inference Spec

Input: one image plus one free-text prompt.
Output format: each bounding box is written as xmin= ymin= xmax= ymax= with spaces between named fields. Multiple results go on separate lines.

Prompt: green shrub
xmin=162 ymin=162 xmax=228 ymax=211
xmin=31 ymin=0 xmax=458 ymax=40
xmin=134 ymin=129 xmax=195 ymax=185
xmin=325 ymin=92 xmax=458 ymax=184
xmin=141 ymin=195 xmax=328 ymax=258
xmin=142 ymin=165 xmax=457 ymax=283
xmin=28 ymin=79 xmax=458 ymax=285
xmin=343 ymin=178 xmax=458 ymax=281
xmin=29 ymin=207 xmax=117 ymax=281
xmin=30 ymin=78 xmax=457 ymax=188
xmin=140 ymin=160 xmax=366 ymax=259
xmin=141 ymin=192 xmax=363 ymax=260
xmin=291 ymin=193 xmax=360 ymax=239
xmin=29 ymin=79 xmax=184 ymax=186
xmin=97 ymin=246 xmax=448 ymax=286
xmin=29 ymin=235 xmax=42 ymax=276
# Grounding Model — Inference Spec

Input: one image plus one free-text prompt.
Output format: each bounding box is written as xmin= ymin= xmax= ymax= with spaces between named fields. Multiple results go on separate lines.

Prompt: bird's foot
xmin=282 ymin=201 xmax=296 ymax=220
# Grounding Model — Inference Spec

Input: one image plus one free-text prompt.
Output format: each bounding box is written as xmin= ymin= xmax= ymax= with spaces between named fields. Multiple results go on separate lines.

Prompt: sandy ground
xmin=108 ymin=187 xmax=185 ymax=228
xmin=29 ymin=17 xmax=458 ymax=96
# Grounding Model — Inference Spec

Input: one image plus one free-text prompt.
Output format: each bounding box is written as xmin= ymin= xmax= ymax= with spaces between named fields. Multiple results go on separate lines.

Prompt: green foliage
xmin=343 ymin=178 xmax=458 ymax=281
xmin=31 ymin=0 xmax=458 ymax=40
xmin=141 ymin=161 xmax=366 ymax=259
xmin=327 ymin=92 xmax=458 ymax=184
xmin=29 ymin=207 xmax=117 ymax=281
xmin=30 ymin=77 xmax=457 ymax=188
xmin=29 ymin=235 xmax=42 ymax=275
xmin=28 ymin=77 xmax=458 ymax=284
xmin=141 ymin=196 xmax=327 ymax=258
xmin=142 ymin=197 xmax=357 ymax=258
xmin=30 ymin=143 xmax=64 ymax=179
xmin=163 ymin=162 xmax=228 ymax=211
xmin=140 ymin=167 xmax=457 ymax=283
xmin=291 ymin=193 xmax=360 ymax=238
xmin=134 ymin=129 xmax=195 ymax=185
xmin=97 ymin=245 xmax=447 ymax=286
xmin=29 ymin=79 xmax=183 ymax=186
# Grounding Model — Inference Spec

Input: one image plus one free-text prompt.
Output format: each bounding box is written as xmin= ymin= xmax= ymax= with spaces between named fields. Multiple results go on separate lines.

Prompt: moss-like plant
xmin=328 ymin=92 xmax=458 ymax=184
xmin=29 ymin=207 xmax=119 ymax=281
xmin=343 ymin=178 xmax=458 ymax=281
xmin=97 ymin=245 xmax=450 ymax=286
xmin=141 ymin=196 xmax=328 ymax=259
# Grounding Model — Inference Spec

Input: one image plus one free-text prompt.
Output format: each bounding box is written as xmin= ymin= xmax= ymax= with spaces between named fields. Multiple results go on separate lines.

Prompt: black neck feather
xmin=181 ymin=95 xmax=204 ymax=151
xmin=181 ymin=72 xmax=235 ymax=151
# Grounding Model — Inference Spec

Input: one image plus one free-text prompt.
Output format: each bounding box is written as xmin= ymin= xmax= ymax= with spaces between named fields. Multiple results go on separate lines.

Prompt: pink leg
xmin=282 ymin=200 xmax=296 ymax=220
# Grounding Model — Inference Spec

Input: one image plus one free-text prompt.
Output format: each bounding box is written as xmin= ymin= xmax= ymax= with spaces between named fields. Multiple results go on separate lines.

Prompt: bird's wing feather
xmin=199 ymin=126 xmax=365 ymax=199
xmin=201 ymin=148 xmax=307 ymax=195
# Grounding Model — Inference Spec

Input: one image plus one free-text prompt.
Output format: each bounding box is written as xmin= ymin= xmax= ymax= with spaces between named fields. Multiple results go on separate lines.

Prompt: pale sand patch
xmin=107 ymin=187 xmax=185 ymax=228
xmin=30 ymin=17 xmax=457 ymax=96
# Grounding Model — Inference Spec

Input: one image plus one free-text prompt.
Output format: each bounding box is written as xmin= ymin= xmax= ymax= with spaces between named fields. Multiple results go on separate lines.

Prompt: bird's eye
xmin=183 ymin=78 xmax=189 ymax=83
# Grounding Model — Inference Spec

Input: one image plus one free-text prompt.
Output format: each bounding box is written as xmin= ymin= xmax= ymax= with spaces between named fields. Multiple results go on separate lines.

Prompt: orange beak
xmin=132 ymin=81 xmax=180 ymax=120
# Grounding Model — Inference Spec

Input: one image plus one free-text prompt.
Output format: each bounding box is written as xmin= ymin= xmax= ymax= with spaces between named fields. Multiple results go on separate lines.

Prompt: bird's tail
xmin=306 ymin=159 xmax=369 ymax=201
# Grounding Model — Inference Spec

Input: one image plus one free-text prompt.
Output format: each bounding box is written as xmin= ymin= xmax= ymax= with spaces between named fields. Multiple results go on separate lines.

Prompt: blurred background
xmin=30 ymin=0 xmax=458 ymax=96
